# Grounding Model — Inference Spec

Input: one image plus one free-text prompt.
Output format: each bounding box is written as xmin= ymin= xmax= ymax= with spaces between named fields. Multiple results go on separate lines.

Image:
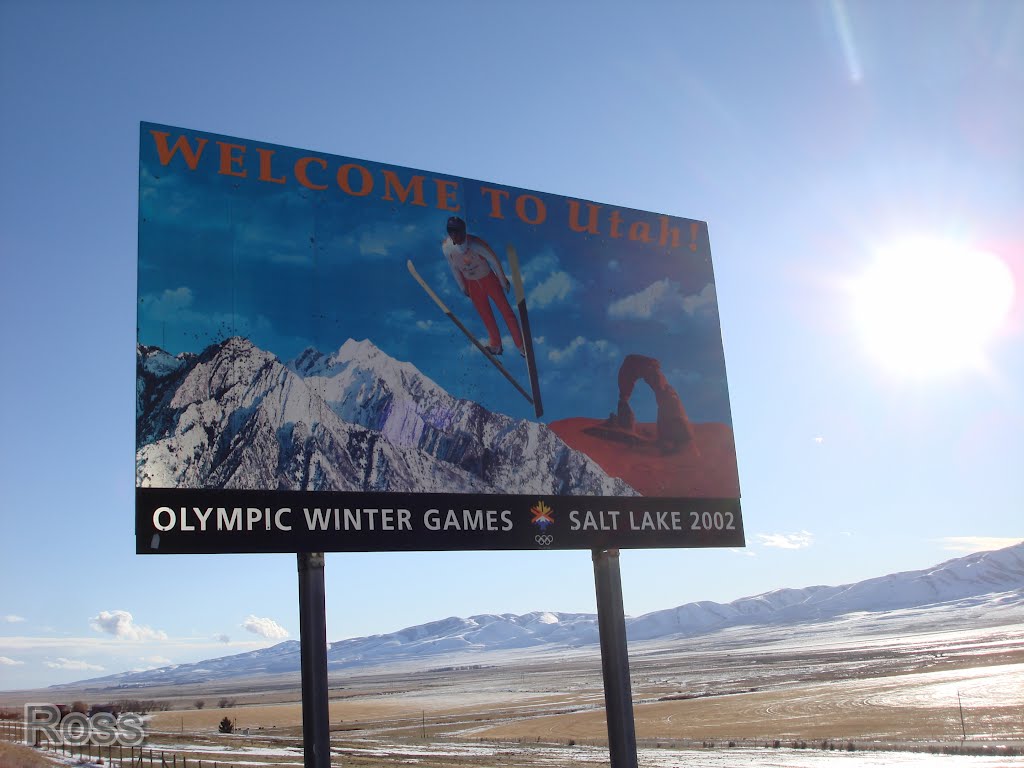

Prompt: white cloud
xmin=548 ymin=336 xmax=586 ymax=362
xmin=356 ymin=222 xmax=423 ymax=258
xmin=143 ymin=286 xmax=194 ymax=319
xmin=215 ymin=633 xmax=231 ymax=643
xmin=0 ymin=635 xmax=267 ymax=653
xmin=756 ymin=531 xmax=814 ymax=550
xmin=359 ymin=232 xmax=392 ymax=257
xmin=939 ymin=537 xmax=1024 ymax=553
xmin=138 ymin=290 xmax=276 ymax=352
xmin=242 ymin=615 xmax=290 ymax=640
xmin=521 ymin=247 xmax=560 ymax=282
xmin=44 ymin=658 xmax=104 ymax=672
xmin=518 ymin=247 xmax=577 ymax=308
xmin=528 ymin=271 xmax=575 ymax=308
xmin=129 ymin=655 xmax=173 ymax=673
xmin=90 ymin=610 xmax=168 ymax=641
xmin=608 ymin=278 xmax=676 ymax=320
xmin=3 ymin=615 xmax=26 ymax=623
xmin=0 ymin=656 xmax=24 ymax=666
xmin=608 ymin=279 xmax=717 ymax=325
xmin=547 ymin=336 xmax=618 ymax=365
xmin=234 ymin=220 xmax=313 ymax=267
xmin=681 ymin=283 xmax=717 ymax=315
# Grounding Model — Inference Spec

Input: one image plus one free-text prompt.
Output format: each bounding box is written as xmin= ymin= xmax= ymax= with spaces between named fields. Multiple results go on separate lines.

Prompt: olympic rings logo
xmin=535 ymin=535 xmax=553 ymax=547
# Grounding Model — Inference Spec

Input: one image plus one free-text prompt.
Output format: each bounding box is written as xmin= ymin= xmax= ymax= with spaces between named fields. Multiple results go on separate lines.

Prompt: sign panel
xmin=136 ymin=123 xmax=742 ymax=553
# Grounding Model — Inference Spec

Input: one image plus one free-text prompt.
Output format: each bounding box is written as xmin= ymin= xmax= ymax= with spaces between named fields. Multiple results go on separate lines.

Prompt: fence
xmin=0 ymin=718 xmax=228 ymax=767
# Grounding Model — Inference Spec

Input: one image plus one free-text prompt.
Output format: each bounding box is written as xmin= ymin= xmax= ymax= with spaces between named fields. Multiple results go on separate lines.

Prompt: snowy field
xmin=28 ymin=741 xmax=1024 ymax=768
xmin=7 ymin=601 xmax=1023 ymax=767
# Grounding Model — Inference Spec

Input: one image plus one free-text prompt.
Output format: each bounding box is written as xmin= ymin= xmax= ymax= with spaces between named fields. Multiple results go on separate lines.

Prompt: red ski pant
xmin=466 ymin=272 xmax=524 ymax=351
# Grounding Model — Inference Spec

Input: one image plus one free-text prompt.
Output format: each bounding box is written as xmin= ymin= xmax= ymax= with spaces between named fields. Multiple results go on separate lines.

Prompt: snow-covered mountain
xmin=136 ymin=337 xmax=636 ymax=496
xmin=627 ymin=541 xmax=1024 ymax=640
xmin=64 ymin=543 xmax=1024 ymax=689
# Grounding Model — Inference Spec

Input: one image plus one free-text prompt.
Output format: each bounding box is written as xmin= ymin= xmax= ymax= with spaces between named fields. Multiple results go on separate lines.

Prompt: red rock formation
xmin=613 ymin=354 xmax=696 ymax=454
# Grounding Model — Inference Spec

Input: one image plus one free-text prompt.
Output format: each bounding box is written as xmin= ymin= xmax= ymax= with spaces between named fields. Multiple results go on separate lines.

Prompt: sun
xmin=851 ymin=237 xmax=1015 ymax=378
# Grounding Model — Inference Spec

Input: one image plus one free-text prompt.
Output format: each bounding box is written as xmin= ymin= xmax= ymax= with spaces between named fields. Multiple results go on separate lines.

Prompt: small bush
xmin=219 ymin=716 xmax=234 ymax=734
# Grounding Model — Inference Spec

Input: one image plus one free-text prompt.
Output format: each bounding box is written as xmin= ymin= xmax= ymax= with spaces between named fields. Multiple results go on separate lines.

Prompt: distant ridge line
xmin=51 ymin=543 xmax=1024 ymax=690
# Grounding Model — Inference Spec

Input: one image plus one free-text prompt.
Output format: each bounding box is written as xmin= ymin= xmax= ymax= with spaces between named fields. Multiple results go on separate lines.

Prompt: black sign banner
xmin=137 ymin=489 xmax=743 ymax=554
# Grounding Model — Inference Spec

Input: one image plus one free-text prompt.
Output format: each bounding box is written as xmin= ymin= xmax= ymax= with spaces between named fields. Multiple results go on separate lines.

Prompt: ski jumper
xmin=442 ymin=234 xmax=524 ymax=352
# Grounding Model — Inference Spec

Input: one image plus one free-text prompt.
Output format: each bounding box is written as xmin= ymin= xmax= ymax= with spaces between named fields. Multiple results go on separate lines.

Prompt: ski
xmin=506 ymin=244 xmax=544 ymax=418
xmin=407 ymin=259 xmax=535 ymax=408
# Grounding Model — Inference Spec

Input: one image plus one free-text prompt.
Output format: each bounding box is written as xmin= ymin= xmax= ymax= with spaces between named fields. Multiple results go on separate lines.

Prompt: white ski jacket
xmin=441 ymin=235 xmax=508 ymax=293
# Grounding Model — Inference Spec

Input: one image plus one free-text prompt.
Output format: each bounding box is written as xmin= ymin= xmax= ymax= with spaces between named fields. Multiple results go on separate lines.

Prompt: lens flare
xmin=852 ymin=237 xmax=1015 ymax=377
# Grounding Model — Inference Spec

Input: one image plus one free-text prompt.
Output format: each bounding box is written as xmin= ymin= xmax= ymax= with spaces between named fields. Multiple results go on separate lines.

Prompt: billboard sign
xmin=136 ymin=123 xmax=742 ymax=553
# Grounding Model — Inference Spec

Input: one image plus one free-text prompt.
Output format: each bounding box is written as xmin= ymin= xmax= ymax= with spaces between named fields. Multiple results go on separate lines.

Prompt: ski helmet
xmin=446 ymin=216 xmax=467 ymax=237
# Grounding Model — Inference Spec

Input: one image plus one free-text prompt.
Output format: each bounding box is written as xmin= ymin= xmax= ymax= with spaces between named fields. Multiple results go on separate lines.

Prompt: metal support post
xmin=297 ymin=552 xmax=331 ymax=768
xmin=592 ymin=548 xmax=638 ymax=768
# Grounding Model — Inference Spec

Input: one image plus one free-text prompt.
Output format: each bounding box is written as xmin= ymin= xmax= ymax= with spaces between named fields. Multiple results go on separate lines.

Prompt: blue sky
xmin=1 ymin=1 xmax=1022 ymax=690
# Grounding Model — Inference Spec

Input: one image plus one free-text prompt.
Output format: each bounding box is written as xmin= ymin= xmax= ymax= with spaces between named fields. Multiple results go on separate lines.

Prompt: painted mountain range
xmin=62 ymin=543 xmax=1023 ymax=688
xmin=136 ymin=336 xmax=637 ymax=496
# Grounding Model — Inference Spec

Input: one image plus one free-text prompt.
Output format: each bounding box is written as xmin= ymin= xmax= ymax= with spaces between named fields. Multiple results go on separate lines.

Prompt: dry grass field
xmin=0 ymin=741 xmax=55 ymax=768
xmin=5 ymin=619 xmax=1024 ymax=766
xmin=136 ymin=621 xmax=1024 ymax=747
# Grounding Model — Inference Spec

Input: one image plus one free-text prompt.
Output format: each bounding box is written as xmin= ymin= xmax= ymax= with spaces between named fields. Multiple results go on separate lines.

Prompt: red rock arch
xmin=616 ymin=354 xmax=696 ymax=453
